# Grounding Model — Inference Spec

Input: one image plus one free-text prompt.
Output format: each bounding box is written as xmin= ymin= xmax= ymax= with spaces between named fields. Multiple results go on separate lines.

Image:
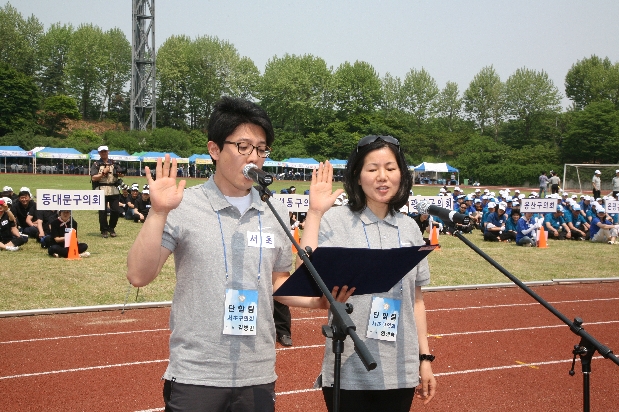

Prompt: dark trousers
xmin=163 ymin=380 xmax=275 ymax=412
xmin=273 ymin=300 xmax=291 ymax=336
xmin=99 ymin=194 xmax=120 ymax=232
xmin=22 ymin=226 xmax=39 ymax=238
xmin=593 ymin=189 xmax=601 ymax=200
xmin=322 ymin=387 xmax=415 ymax=412
xmin=48 ymin=243 xmax=88 ymax=258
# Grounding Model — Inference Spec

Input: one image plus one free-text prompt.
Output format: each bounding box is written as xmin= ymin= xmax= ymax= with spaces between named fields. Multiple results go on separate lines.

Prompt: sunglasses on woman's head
xmin=356 ymin=135 xmax=400 ymax=152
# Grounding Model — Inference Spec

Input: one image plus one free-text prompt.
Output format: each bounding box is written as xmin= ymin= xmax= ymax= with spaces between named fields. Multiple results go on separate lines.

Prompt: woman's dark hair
xmin=207 ymin=96 xmax=274 ymax=166
xmin=343 ymin=136 xmax=412 ymax=215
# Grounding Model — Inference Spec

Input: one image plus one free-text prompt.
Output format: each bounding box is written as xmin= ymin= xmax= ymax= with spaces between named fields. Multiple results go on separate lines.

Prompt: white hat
xmin=19 ymin=187 xmax=31 ymax=196
xmin=571 ymin=194 xmax=577 ymax=199
xmin=514 ymin=189 xmax=520 ymax=193
xmin=616 ymin=169 xmax=619 ymax=174
xmin=498 ymin=204 xmax=506 ymax=211
xmin=454 ymin=186 xmax=461 ymax=191
xmin=519 ymin=194 xmax=525 ymax=199
xmin=487 ymin=201 xmax=497 ymax=208
xmin=597 ymin=207 xmax=605 ymax=213
xmin=475 ymin=188 xmax=481 ymax=192
xmin=512 ymin=201 xmax=519 ymax=207
xmin=142 ymin=189 xmax=149 ymax=195
xmin=439 ymin=188 xmax=446 ymax=193
xmin=483 ymin=189 xmax=489 ymax=193
xmin=2 ymin=186 xmax=11 ymax=192
xmin=1 ymin=197 xmax=11 ymax=205
xmin=594 ymin=170 xmax=601 ymax=174
xmin=98 ymin=145 xmax=109 ymax=152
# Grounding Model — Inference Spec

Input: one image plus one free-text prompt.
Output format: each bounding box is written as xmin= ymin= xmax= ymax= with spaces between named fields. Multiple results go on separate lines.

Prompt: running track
xmin=2 ymin=282 xmax=618 ymax=411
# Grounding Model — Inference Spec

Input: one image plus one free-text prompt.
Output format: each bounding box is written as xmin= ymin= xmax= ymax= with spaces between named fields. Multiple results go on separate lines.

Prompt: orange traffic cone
xmin=429 ymin=225 xmax=441 ymax=250
xmin=537 ymin=226 xmax=548 ymax=249
xmin=291 ymin=226 xmax=300 ymax=253
xmin=67 ymin=229 xmax=80 ymax=260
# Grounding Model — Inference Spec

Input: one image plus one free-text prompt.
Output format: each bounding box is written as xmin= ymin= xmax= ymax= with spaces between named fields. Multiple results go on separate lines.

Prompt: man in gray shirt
xmin=127 ymin=97 xmax=351 ymax=412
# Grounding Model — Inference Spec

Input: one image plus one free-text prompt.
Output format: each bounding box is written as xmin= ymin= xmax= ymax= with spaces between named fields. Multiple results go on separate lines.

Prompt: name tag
xmin=366 ymin=297 xmax=401 ymax=342
xmin=223 ymin=288 xmax=258 ymax=336
xmin=247 ymin=231 xmax=275 ymax=248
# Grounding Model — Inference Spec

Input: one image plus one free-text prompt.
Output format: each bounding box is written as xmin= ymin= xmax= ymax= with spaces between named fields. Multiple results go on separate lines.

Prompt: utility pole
xmin=130 ymin=0 xmax=156 ymax=130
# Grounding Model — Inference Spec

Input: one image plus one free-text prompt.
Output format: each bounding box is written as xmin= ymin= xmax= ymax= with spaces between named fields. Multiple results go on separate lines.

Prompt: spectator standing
xmin=592 ymin=170 xmax=602 ymax=200
xmin=612 ymin=169 xmax=619 ymax=198
xmin=90 ymin=146 xmax=125 ymax=238
xmin=549 ymin=172 xmax=561 ymax=195
xmin=539 ymin=171 xmax=549 ymax=198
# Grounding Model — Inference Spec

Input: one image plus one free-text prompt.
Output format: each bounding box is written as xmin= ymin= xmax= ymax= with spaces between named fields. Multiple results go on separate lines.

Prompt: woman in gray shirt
xmin=299 ymin=135 xmax=437 ymax=412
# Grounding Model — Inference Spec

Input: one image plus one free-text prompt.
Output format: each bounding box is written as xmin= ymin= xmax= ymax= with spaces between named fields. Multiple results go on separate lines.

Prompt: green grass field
xmin=0 ymin=174 xmax=615 ymax=311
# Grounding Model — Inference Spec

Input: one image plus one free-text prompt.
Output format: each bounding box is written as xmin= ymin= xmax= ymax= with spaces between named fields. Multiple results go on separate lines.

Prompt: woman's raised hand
xmin=309 ymin=161 xmax=344 ymax=215
xmin=145 ymin=154 xmax=187 ymax=214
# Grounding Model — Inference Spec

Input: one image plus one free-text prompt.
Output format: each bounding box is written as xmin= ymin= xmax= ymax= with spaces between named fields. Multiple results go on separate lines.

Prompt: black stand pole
xmin=452 ymin=231 xmax=619 ymax=412
xmin=255 ymin=185 xmax=377 ymax=412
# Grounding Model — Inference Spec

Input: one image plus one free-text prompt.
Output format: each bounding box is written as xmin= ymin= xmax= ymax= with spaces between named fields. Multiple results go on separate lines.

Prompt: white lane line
xmin=0 ymin=328 xmax=169 ymax=345
xmin=132 ymin=357 xmax=606 ymax=411
xmin=434 ymin=356 xmax=603 ymax=377
xmin=427 ymin=297 xmax=619 ymax=312
xmin=277 ymin=344 xmax=323 ymax=351
xmin=431 ymin=320 xmax=619 ymax=337
xmin=0 ymin=359 xmax=169 ymax=380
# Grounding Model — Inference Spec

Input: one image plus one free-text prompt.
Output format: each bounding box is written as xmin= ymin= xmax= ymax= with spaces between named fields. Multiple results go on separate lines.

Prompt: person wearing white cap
xmin=592 ymin=170 xmax=602 ymax=200
xmin=132 ymin=189 xmax=151 ymax=223
xmin=90 ymin=145 xmax=126 ymax=237
xmin=612 ymin=169 xmax=619 ymax=198
xmin=565 ymin=204 xmax=589 ymax=240
xmin=483 ymin=202 xmax=508 ymax=242
xmin=544 ymin=205 xmax=572 ymax=240
xmin=0 ymin=198 xmax=24 ymax=251
xmin=589 ymin=207 xmax=619 ymax=244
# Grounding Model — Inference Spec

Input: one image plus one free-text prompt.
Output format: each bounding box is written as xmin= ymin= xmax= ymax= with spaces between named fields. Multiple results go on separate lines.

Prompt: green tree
xmin=503 ymin=68 xmax=561 ymax=144
xmin=332 ymin=61 xmax=382 ymax=118
xmin=0 ymin=3 xmax=43 ymax=75
xmin=64 ymin=24 xmax=106 ymax=119
xmin=37 ymin=23 xmax=74 ymax=97
xmin=156 ymin=35 xmax=191 ymax=129
xmin=146 ymin=127 xmax=192 ymax=156
xmin=102 ymin=129 xmax=146 ymax=153
xmin=0 ymin=64 xmax=40 ymax=135
xmin=562 ymin=101 xmax=619 ymax=163
xmin=40 ymin=94 xmax=80 ymax=134
xmin=65 ymin=128 xmax=103 ymax=153
xmin=99 ymin=28 xmax=131 ymax=120
xmin=401 ymin=68 xmax=439 ymax=128
xmin=258 ymin=54 xmax=333 ymax=134
xmin=380 ymin=72 xmax=404 ymax=116
xmin=464 ymin=65 xmax=504 ymax=139
xmin=565 ymin=55 xmax=619 ymax=110
xmin=436 ymin=81 xmax=462 ymax=132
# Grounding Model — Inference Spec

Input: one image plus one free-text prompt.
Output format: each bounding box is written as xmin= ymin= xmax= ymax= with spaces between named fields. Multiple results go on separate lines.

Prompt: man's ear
xmin=208 ymin=141 xmax=220 ymax=161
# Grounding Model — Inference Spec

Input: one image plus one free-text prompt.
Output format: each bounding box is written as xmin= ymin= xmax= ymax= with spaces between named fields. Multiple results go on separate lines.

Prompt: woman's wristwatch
xmin=419 ymin=354 xmax=435 ymax=362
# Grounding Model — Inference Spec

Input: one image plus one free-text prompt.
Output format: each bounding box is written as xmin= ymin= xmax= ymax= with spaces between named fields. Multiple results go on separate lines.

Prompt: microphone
xmin=243 ymin=163 xmax=274 ymax=186
xmin=417 ymin=200 xmax=470 ymax=225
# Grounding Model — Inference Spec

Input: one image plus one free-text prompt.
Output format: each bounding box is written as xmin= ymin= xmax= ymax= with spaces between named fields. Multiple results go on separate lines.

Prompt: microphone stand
xmin=452 ymin=230 xmax=619 ymax=412
xmin=254 ymin=184 xmax=377 ymax=412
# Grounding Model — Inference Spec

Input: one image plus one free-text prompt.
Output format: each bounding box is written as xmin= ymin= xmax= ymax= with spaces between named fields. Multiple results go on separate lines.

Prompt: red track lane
xmin=2 ymin=282 xmax=618 ymax=411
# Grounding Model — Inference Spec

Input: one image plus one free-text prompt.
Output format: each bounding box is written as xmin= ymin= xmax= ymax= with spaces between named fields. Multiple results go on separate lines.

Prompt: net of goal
xmin=563 ymin=164 xmax=619 ymax=194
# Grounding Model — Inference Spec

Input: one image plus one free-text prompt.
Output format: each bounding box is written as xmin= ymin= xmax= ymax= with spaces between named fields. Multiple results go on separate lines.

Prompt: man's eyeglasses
xmin=356 ymin=135 xmax=400 ymax=152
xmin=224 ymin=141 xmax=271 ymax=158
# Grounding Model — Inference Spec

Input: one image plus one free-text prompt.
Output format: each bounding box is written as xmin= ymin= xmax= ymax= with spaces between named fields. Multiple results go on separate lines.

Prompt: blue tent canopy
xmin=35 ymin=147 xmax=87 ymax=159
xmin=188 ymin=154 xmax=211 ymax=163
xmin=412 ymin=162 xmax=459 ymax=173
xmin=328 ymin=159 xmax=347 ymax=169
xmin=140 ymin=152 xmax=188 ymax=163
xmin=0 ymin=146 xmax=33 ymax=173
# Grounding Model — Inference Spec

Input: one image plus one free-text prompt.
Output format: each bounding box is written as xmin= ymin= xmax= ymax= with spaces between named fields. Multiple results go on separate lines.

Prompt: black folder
xmin=273 ymin=245 xmax=436 ymax=297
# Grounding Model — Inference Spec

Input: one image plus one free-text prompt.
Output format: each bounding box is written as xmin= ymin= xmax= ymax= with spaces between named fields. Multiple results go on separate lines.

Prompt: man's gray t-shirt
xmin=317 ymin=206 xmax=431 ymax=390
xmin=161 ymin=179 xmax=292 ymax=387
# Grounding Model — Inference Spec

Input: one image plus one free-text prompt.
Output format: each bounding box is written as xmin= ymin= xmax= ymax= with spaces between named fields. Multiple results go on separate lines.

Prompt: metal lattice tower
xmin=130 ymin=0 xmax=156 ymax=130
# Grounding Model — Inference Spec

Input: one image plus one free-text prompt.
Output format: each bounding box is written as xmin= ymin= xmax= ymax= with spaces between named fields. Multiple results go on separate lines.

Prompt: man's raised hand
xmin=145 ymin=154 xmax=186 ymax=214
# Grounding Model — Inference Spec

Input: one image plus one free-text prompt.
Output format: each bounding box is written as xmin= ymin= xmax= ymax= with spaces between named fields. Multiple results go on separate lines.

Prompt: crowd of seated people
xmin=410 ymin=184 xmax=619 ymax=246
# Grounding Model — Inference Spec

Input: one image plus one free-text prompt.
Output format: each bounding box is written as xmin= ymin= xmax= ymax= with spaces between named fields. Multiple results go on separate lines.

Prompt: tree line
xmin=1 ymin=3 xmax=618 ymax=185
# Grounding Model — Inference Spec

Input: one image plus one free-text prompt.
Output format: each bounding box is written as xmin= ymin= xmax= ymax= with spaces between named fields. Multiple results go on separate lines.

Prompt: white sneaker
xmin=79 ymin=251 xmax=91 ymax=258
xmin=5 ymin=246 xmax=18 ymax=252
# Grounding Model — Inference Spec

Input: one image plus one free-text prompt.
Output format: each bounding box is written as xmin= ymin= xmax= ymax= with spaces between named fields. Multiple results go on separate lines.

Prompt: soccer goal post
xmin=563 ymin=164 xmax=619 ymax=193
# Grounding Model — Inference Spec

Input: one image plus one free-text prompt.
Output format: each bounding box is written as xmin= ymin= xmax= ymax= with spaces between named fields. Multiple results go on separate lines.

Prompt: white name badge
xmin=247 ymin=232 xmax=275 ymax=248
xmin=366 ymin=297 xmax=401 ymax=342
xmin=223 ymin=289 xmax=258 ymax=335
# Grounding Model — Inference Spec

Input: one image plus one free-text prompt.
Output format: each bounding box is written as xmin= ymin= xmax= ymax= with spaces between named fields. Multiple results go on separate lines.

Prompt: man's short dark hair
xmin=207 ymin=97 xmax=274 ymax=166
xmin=343 ymin=137 xmax=412 ymax=215
xmin=18 ymin=191 xmax=30 ymax=198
